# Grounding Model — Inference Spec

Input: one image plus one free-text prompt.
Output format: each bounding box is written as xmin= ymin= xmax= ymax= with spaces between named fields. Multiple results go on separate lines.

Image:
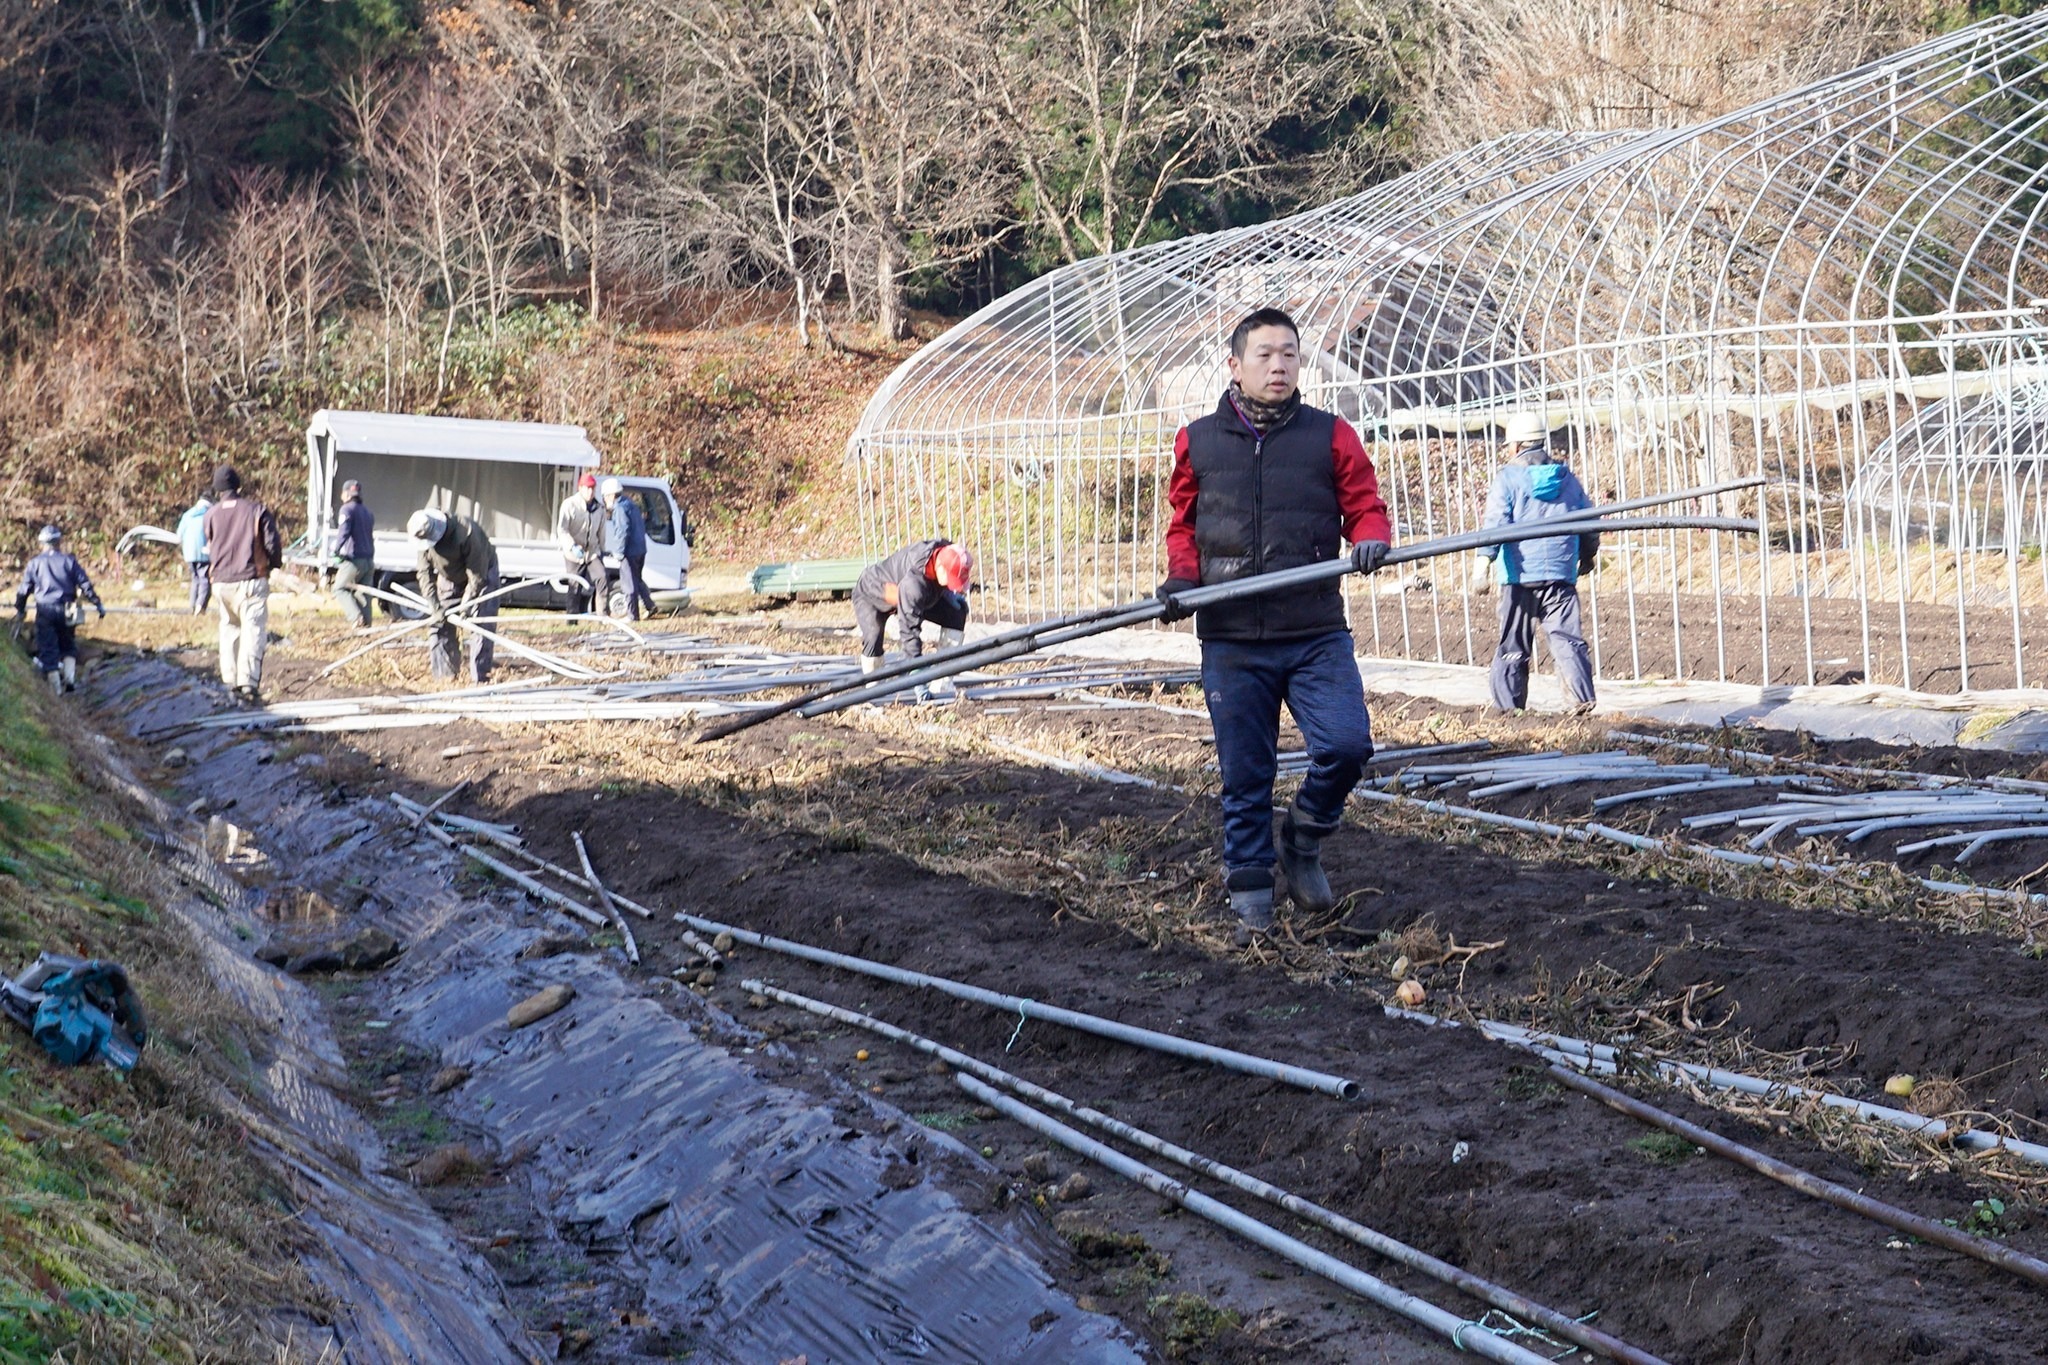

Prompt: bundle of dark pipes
xmin=697 ymin=478 xmax=1765 ymax=743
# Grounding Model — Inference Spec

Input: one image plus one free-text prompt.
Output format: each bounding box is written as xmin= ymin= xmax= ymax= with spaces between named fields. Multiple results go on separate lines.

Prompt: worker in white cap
xmin=599 ymin=478 xmax=656 ymax=620
xmin=407 ymin=508 xmax=499 ymax=683
xmin=1476 ymin=412 xmax=1597 ymax=714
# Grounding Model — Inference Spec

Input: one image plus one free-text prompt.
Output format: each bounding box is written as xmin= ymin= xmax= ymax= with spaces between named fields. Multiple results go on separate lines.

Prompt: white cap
xmin=407 ymin=508 xmax=448 ymax=542
xmin=599 ymin=477 xmax=623 ymax=501
xmin=1503 ymin=412 xmax=1552 ymax=447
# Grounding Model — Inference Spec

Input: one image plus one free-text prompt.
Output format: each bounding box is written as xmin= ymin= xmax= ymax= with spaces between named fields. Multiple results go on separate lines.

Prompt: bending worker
xmin=1155 ymin=307 xmax=1392 ymax=940
xmin=556 ymin=471 xmax=605 ymax=615
xmin=13 ymin=525 xmax=104 ymax=694
xmin=406 ymin=508 xmax=500 ymax=684
xmin=1476 ymin=413 xmax=1597 ymax=715
xmin=853 ymin=539 xmax=974 ymax=674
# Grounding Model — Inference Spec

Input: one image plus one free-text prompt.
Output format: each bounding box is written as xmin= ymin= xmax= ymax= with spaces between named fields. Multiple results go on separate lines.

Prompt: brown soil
xmin=1357 ymin=589 xmax=2048 ymax=692
xmin=108 ymin=620 xmax=2048 ymax=1363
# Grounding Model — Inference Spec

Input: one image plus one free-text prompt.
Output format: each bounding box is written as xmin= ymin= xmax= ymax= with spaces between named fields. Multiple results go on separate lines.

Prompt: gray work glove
xmin=1350 ymin=540 xmax=1391 ymax=574
xmin=95 ymin=604 xmax=106 ymax=619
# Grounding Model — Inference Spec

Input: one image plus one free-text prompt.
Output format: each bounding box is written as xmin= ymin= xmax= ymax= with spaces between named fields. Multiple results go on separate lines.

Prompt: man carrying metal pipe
xmin=852 ymin=539 xmax=974 ymax=690
xmin=407 ymin=508 xmax=500 ymax=684
xmin=1475 ymin=413 xmax=1598 ymax=714
xmin=556 ymin=471 xmax=605 ymax=616
xmin=1155 ymin=307 xmax=1392 ymax=940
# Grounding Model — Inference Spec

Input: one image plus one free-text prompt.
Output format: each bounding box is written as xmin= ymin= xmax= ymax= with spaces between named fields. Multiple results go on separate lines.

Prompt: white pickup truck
xmin=291 ymin=409 xmax=691 ymax=612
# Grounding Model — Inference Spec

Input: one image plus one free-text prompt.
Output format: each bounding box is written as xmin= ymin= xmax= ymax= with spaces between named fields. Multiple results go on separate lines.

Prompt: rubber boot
xmin=860 ymin=655 xmax=881 ymax=675
xmin=59 ymin=657 xmax=76 ymax=693
xmin=1278 ymin=808 xmax=1336 ymax=914
xmin=45 ymin=669 xmax=63 ymax=696
xmin=1225 ymin=866 xmax=1275 ymax=945
xmin=939 ymin=627 xmax=965 ymax=649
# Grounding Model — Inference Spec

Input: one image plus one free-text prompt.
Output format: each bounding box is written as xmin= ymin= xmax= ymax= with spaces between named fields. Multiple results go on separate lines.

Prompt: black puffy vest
xmin=1186 ymin=395 xmax=1348 ymax=641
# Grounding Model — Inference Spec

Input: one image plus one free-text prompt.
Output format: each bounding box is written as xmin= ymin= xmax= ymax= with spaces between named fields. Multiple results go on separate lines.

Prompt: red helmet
xmin=932 ymin=544 xmax=975 ymax=591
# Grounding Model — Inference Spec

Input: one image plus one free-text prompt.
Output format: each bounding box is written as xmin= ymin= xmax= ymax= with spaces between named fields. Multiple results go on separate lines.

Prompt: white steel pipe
xmin=954 ymin=1075 xmax=1556 ymax=1365
xmin=677 ymin=913 xmax=1360 ymax=1099
xmin=750 ymin=980 xmax=1665 ymax=1365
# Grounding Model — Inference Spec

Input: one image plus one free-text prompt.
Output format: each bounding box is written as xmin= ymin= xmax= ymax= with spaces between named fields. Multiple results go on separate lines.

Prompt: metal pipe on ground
xmin=953 ymin=1074 xmax=1557 ymax=1365
xmin=573 ymin=832 xmax=640 ymax=965
xmin=317 ymin=575 xmax=558 ymax=678
xmin=1541 ymin=1064 xmax=2048 ymax=1291
xmin=751 ymin=980 xmax=1663 ymax=1365
xmin=695 ymin=485 xmax=1761 ymax=742
xmin=1607 ymin=731 xmax=2048 ymax=796
xmin=676 ymin=912 xmax=1359 ymax=1099
xmin=1384 ymin=1006 xmax=2048 ymax=1168
xmin=459 ymin=846 xmax=607 ymax=928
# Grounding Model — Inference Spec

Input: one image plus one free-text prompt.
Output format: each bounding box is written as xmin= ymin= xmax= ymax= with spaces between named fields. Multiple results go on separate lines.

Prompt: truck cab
xmin=293 ymin=410 xmax=691 ymax=612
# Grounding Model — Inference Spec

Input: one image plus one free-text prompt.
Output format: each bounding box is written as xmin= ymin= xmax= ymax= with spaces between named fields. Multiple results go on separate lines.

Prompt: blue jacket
xmin=177 ymin=500 xmax=211 ymax=564
xmin=1478 ymin=453 xmax=1596 ymax=584
xmin=607 ymin=496 xmax=647 ymax=559
xmin=15 ymin=551 xmax=101 ymax=613
xmin=331 ymin=498 xmax=375 ymax=560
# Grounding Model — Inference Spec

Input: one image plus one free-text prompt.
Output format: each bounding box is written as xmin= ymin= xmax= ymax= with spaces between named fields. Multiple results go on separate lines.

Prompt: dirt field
xmin=80 ymin=601 xmax=2048 ymax=1362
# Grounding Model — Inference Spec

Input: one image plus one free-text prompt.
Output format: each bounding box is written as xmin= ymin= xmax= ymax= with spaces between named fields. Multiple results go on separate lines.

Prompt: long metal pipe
xmin=1542 ymin=1064 xmax=2048 ymax=1290
xmin=675 ymin=912 xmax=1360 ymax=1099
xmin=796 ymin=516 xmax=1759 ymax=721
xmin=696 ymin=483 xmax=1760 ymax=741
xmin=1385 ymin=1006 xmax=2048 ymax=1168
xmin=458 ymin=846 xmax=607 ymax=928
xmin=751 ymin=980 xmax=1665 ymax=1365
xmin=953 ymin=1074 xmax=1556 ymax=1365
xmin=573 ymin=832 xmax=640 ymax=965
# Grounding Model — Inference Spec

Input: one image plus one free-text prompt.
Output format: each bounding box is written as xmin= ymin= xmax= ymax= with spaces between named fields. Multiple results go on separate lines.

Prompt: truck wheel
xmin=604 ymin=585 xmax=630 ymax=620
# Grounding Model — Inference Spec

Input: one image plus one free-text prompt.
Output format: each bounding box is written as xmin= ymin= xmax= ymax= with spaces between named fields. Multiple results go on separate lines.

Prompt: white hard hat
xmin=599 ymin=477 xmax=623 ymax=501
xmin=1503 ymin=412 xmax=1552 ymax=447
xmin=407 ymin=508 xmax=448 ymax=542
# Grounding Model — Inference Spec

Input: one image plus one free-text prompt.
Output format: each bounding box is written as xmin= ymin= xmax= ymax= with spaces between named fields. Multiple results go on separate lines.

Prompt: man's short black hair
xmin=1229 ymin=307 xmax=1300 ymax=358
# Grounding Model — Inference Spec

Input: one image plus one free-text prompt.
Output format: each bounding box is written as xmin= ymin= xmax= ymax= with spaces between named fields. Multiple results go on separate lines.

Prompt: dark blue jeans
xmin=1201 ymin=629 xmax=1373 ymax=875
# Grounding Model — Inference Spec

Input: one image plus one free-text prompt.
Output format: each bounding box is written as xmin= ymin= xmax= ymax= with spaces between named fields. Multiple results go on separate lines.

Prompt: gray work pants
xmin=1489 ymin=581 xmax=1595 ymax=712
xmin=429 ymin=569 xmax=499 ymax=684
xmin=333 ymin=556 xmax=376 ymax=628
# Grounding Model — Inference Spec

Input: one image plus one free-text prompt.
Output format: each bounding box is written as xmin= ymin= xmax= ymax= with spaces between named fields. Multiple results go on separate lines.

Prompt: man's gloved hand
xmin=1350 ymin=540 xmax=1391 ymax=574
xmin=1155 ymin=578 xmax=1198 ymax=623
xmin=427 ymin=602 xmax=448 ymax=626
xmin=95 ymin=604 xmax=106 ymax=619
xmin=1578 ymin=552 xmax=1599 ymax=578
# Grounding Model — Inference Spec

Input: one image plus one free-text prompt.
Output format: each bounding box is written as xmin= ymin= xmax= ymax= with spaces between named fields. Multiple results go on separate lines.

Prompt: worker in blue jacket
xmin=177 ymin=491 xmax=212 ymax=615
xmin=329 ymin=479 xmax=377 ymax=628
xmin=13 ymin=525 xmax=104 ymax=694
xmin=1476 ymin=413 xmax=1598 ymax=714
xmin=600 ymin=478 xmax=656 ymax=620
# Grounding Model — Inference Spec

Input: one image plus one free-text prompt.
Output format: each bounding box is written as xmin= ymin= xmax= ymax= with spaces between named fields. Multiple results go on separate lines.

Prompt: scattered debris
xmin=507 ymin=984 xmax=574 ymax=1029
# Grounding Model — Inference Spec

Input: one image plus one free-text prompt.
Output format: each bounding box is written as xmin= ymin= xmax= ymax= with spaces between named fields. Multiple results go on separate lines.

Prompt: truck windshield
xmin=629 ymin=488 xmax=674 ymax=545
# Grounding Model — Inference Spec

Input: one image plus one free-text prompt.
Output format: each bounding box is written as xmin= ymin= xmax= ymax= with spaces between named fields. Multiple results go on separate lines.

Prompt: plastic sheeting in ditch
xmin=100 ymin=656 xmax=1144 ymax=1363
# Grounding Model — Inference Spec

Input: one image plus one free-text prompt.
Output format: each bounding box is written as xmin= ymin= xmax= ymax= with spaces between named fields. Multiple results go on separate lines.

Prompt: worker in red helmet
xmin=852 ymin=540 xmax=974 ymax=682
xmin=556 ymin=470 xmax=606 ymax=615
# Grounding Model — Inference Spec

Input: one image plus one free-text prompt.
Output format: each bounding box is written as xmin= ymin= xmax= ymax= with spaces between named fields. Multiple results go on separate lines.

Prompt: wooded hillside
xmin=0 ymin=0 xmax=1992 ymax=558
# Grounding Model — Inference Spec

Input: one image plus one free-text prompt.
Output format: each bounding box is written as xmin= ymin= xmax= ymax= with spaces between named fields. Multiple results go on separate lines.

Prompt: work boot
xmin=1278 ymin=809 xmax=1336 ymax=914
xmin=1226 ymin=867 xmax=1275 ymax=946
xmin=46 ymin=670 xmax=63 ymax=696
xmin=59 ymin=657 xmax=76 ymax=692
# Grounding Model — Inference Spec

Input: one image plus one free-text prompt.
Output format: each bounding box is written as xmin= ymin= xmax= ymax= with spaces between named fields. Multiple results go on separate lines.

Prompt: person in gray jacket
xmin=1476 ymin=413 xmax=1598 ymax=714
xmin=408 ymin=509 xmax=500 ymax=684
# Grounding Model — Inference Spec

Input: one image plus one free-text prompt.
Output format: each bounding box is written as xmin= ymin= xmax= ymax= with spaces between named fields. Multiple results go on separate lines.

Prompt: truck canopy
xmin=306 ymin=410 xmax=601 ymax=553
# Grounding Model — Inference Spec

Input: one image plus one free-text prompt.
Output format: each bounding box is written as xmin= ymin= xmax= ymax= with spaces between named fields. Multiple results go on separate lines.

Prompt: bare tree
xmin=985 ymin=0 xmax=1376 ymax=264
xmin=662 ymin=0 xmax=1014 ymax=340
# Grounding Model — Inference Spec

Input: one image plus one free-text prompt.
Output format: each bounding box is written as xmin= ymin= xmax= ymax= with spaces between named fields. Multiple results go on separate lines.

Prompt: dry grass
xmin=0 ymin=646 xmax=332 ymax=1361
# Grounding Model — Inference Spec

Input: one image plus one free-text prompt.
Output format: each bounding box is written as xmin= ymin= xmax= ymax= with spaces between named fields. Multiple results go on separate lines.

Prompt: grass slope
xmin=0 ymin=643 xmax=326 ymax=1362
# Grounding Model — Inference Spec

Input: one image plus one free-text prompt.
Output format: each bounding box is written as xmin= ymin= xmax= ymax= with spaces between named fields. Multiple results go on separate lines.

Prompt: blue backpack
xmin=2 ymin=955 xmax=147 ymax=1071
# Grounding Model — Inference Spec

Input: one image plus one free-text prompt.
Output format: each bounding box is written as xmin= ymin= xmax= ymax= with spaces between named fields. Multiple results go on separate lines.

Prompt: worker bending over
xmin=853 ymin=540 xmax=974 ymax=674
xmin=407 ymin=508 xmax=500 ymax=684
xmin=1476 ymin=413 xmax=1597 ymax=715
xmin=1156 ymin=307 xmax=1392 ymax=940
xmin=13 ymin=525 xmax=103 ymax=694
